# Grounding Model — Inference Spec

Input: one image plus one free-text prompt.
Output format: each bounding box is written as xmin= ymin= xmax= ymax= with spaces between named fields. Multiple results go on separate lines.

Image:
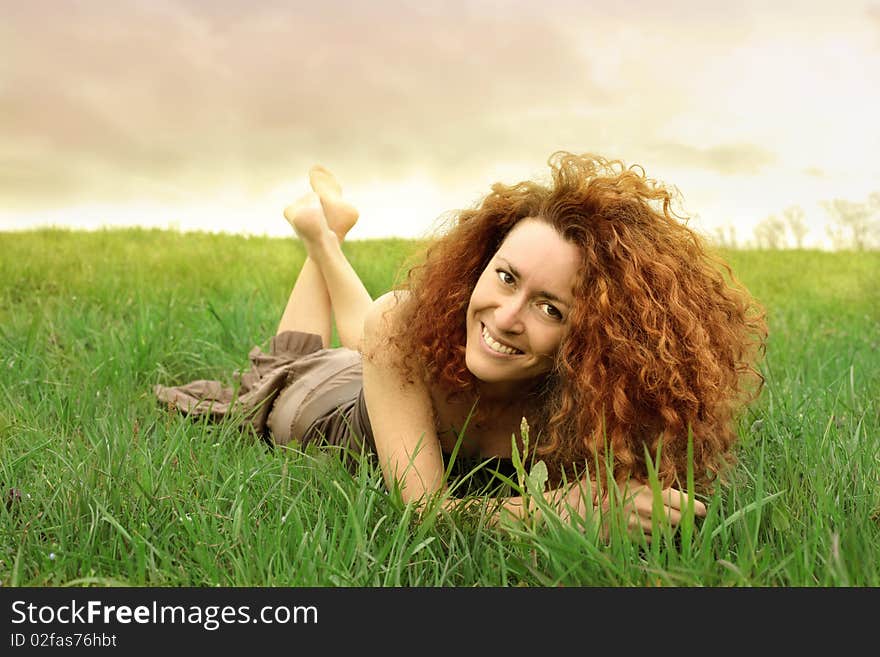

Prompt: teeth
xmin=482 ymin=326 xmax=521 ymax=355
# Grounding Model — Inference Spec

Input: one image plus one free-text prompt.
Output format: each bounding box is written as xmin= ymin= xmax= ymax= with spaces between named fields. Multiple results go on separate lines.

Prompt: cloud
xmin=0 ymin=0 xmax=618 ymax=209
xmin=1 ymin=0 xmax=876 ymax=227
xmin=870 ymin=4 xmax=880 ymax=47
xmin=646 ymin=142 xmax=777 ymax=175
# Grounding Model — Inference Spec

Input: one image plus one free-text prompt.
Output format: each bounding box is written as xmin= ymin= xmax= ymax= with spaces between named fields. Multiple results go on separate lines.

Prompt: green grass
xmin=1 ymin=228 xmax=878 ymax=586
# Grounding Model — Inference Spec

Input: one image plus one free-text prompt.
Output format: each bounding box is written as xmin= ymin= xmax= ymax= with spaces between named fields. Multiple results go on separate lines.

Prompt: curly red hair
xmin=395 ymin=152 xmax=767 ymax=491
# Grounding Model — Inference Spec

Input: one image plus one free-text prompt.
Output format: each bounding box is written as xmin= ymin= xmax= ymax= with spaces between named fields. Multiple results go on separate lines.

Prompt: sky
xmin=2 ymin=0 xmax=879 ymax=246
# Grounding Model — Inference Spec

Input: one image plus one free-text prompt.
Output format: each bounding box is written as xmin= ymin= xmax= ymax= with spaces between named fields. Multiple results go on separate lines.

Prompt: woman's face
xmin=464 ymin=218 xmax=580 ymax=394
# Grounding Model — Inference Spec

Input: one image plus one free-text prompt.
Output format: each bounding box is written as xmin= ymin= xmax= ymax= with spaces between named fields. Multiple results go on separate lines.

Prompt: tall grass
xmin=1 ymin=229 xmax=877 ymax=586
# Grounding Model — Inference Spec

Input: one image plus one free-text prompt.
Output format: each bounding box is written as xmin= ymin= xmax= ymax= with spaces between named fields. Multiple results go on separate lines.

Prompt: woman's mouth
xmin=480 ymin=323 xmax=523 ymax=356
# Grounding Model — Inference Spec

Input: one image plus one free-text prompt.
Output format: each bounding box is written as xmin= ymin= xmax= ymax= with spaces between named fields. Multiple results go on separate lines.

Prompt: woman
xmin=155 ymin=152 xmax=767 ymax=537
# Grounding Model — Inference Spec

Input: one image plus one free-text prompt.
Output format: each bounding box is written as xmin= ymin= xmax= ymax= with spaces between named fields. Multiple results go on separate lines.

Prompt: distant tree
xmin=825 ymin=222 xmax=849 ymax=251
xmin=754 ymin=214 xmax=786 ymax=249
xmin=783 ymin=205 xmax=808 ymax=249
xmin=713 ymin=223 xmax=738 ymax=249
xmin=821 ymin=198 xmax=875 ymax=250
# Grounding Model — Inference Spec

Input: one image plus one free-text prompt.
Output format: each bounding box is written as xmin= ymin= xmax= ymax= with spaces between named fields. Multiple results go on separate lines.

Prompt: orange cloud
xmin=647 ymin=142 xmax=776 ymax=175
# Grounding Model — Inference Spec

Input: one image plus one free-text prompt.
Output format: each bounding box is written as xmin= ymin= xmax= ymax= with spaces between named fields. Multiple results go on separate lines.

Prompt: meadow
xmin=1 ymin=228 xmax=878 ymax=586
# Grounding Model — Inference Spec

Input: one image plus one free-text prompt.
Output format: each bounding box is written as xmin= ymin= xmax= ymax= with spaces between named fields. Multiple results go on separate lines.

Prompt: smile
xmin=481 ymin=323 xmax=523 ymax=356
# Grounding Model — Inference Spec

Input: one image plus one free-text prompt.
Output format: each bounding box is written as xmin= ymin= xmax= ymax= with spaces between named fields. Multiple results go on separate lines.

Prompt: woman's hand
xmin=560 ymin=478 xmax=707 ymax=542
xmin=615 ymin=480 xmax=707 ymax=541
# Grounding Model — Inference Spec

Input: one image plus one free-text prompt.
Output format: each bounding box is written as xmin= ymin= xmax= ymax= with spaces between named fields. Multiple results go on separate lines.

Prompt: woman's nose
xmin=494 ymin=297 xmax=525 ymax=332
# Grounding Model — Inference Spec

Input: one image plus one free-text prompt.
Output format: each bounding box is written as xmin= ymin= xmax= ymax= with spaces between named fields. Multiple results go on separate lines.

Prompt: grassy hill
xmin=1 ymin=228 xmax=877 ymax=586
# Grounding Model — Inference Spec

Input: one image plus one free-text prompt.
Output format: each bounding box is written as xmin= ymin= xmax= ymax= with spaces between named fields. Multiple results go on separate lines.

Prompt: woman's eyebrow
xmin=496 ymin=257 xmax=572 ymax=306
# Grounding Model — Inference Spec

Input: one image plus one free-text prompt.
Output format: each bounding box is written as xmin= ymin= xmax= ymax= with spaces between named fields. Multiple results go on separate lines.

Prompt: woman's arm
xmin=550 ymin=478 xmax=707 ymax=539
xmin=441 ymin=477 xmax=706 ymax=541
xmin=361 ymin=291 xmax=446 ymax=502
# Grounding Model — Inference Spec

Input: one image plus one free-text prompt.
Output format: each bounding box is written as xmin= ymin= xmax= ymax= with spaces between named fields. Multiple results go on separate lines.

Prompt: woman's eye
xmin=540 ymin=303 xmax=563 ymax=321
xmin=496 ymin=270 xmax=514 ymax=285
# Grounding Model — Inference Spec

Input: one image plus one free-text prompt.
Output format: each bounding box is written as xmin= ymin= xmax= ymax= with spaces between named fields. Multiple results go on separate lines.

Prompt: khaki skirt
xmin=154 ymin=331 xmax=367 ymax=449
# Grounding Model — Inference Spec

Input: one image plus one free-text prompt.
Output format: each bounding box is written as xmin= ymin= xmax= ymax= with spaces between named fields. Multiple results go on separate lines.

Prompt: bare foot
xmin=283 ymin=192 xmax=333 ymax=248
xmin=308 ymin=165 xmax=359 ymax=241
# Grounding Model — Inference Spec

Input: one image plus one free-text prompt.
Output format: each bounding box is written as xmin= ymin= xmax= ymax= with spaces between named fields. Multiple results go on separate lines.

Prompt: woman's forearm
xmin=431 ymin=479 xmax=708 ymax=540
xmin=435 ymin=480 xmax=591 ymax=525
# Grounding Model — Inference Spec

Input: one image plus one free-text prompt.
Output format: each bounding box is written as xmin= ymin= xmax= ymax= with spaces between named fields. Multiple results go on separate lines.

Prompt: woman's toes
xmin=283 ymin=193 xmax=328 ymax=241
xmin=309 ymin=165 xmax=343 ymax=198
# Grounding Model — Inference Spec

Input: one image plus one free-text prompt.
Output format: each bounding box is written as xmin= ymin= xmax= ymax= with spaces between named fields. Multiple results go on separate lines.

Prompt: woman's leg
xmin=276 ymin=211 xmax=333 ymax=344
xmin=287 ymin=211 xmax=373 ymax=352
xmin=279 ymin=167 xmax=370 ymax=350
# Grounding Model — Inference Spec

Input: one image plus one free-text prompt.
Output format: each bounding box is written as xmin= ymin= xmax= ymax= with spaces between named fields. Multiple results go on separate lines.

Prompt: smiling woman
xmin=463 ymin=219 xmax=580 ymax=388
xmin=155 ymin=152 xmax=767 ymax=538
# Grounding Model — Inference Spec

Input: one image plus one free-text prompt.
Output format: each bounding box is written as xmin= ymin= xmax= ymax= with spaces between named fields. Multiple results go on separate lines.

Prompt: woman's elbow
xmin=361 ymin=291 xmax=406 ymax=355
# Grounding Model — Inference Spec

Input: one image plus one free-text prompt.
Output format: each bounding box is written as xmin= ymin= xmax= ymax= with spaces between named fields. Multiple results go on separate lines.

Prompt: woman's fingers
xmin=663 ymin=507 xmax=682 ymax=527
xmin=629 ymin=506 xmax=682 ymax=530
xmin=595 ymin=480 xmax=710 ymax=540
xmin=638 ymin=486 xmax=706 ymax=518
xmin=659 ymin=487 xmax=707 ymax=517
xmin=625 ymin=484 xmax=706 ymax=532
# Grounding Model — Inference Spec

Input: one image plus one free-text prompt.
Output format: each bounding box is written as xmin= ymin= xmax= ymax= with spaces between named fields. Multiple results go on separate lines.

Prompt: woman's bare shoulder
xmin=362 ymin=289 xmax=427 ymax=384
xmin=365 ymin=289 xmax=412 ymax=333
